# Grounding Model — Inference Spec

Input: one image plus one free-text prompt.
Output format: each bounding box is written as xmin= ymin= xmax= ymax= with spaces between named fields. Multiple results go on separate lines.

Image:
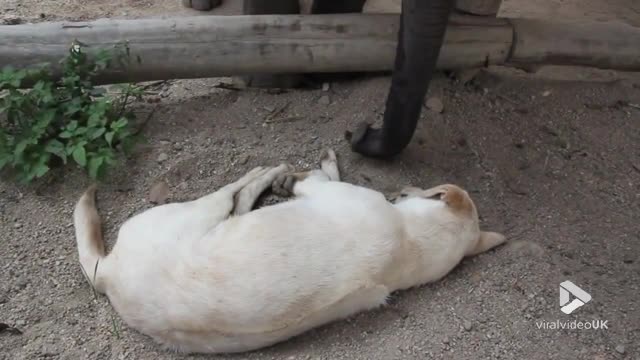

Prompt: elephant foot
xmin=182 ymin=0 xmax=222 ymax=11
xmin=346 ymin=122 xmax=400 ymax=159
xmin=344 ymin=122 xmax=388 ymax=158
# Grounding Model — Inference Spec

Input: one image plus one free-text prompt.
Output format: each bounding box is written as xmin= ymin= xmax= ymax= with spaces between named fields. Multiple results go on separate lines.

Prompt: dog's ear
xmin=422 ymin=186 xmax=447 ymax=200
xmin=467 ymin=231 xmax=506 ymax=256
xmin=423 ymin=185 xmax=474 ymax=216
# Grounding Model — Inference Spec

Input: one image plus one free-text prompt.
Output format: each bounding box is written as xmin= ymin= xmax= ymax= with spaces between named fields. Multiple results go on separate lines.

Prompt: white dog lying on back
xmin=73 ymin=149 xmax=505 ymax=354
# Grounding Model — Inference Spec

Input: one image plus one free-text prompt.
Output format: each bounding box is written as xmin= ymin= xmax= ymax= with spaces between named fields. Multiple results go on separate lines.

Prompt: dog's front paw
xmin=272 ymin=173 xmax=298 ymax=197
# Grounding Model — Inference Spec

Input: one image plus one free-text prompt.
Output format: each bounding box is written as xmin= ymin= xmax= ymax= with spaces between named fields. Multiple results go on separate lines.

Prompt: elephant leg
xmin=239 ymin=0 xmax=307 ymax=89
xmin=348 ymin=0 xmax=454 ymax=158
xmin=240 ymin=0 xmax=369 ymax=89
xmin=182 ymin=0 xmax=222 ymax=11
xmin=311 ymin=0 xmax=366 ymax=13
xmin=302 ymin=0 xmax=371 ymax=86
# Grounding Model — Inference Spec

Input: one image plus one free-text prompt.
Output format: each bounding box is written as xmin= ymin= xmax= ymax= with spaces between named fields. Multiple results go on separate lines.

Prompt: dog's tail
xmin=73 ymin=185 xmax=107 ymax=293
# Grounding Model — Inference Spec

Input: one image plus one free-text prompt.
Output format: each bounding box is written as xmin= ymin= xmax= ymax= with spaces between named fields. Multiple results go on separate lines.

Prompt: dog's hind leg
xmin=193 ymin=166 xmax=273 ymax=223
xmin=233 ymin=163 xmax=293 ymax=216
xmin=272 ymin=149 xmax=340 ymax=197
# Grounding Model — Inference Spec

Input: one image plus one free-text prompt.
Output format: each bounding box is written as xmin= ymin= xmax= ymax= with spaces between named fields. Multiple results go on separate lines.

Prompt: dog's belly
xmin=151 ymin=283 xmax=390 ymax=353
xmin=105 ymin=193 xmax=403 ymax=352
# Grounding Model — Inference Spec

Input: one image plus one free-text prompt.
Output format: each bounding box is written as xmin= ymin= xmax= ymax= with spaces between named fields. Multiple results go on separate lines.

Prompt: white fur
xmin=73 ymin=150 xmax=504 ymax=354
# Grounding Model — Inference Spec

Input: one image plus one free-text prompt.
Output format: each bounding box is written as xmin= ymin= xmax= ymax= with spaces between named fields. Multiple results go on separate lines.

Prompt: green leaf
xmin=67 ymin=120 xmax=78 ymax=131
xmin=33 ymin=81 xmax=44 ymax=92
xmin=87 ymin=156 xmax=104 ymax=179
xmin=44 ymin=139 xmax=65 ymax=157
xmin=105 ymin=131 xmax=115 ymax=146
xmin=59 ymin=131 xmax=73 ymax=139
xmin=64 ymin=100 xmax=83 ymax=116
xmin=14 ymin=139 xmax=33 ymax=156
xmin=88 ymin=127 xmax=106 ymax=140
xmin=34 ymin=163 xmax=50 ymax=178
xmin=74 ymin=126 xmax=88 ymax=136
xmin=44 ymin=140 xmax=67 ymax=164
xmin=72 ymin=146 xmax=87 ymax=167
xmin=87 ymin=112 xmax=103 ymax=127
xmin=65 ymin=144 xmax=75 ymax=156
xmin=111 ymin=117 xmax=128 ymax=130
xmin=35 ymin=109 xmax=56 ymax=130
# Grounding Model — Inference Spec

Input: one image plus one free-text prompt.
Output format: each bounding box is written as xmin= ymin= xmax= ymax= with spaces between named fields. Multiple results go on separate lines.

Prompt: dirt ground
xmin=1 ymin=0 xmax=639 ymax=359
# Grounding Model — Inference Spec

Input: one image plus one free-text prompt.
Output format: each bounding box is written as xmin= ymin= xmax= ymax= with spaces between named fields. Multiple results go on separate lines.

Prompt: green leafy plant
xmin=0 ymin=42 xmax=143 ymax=183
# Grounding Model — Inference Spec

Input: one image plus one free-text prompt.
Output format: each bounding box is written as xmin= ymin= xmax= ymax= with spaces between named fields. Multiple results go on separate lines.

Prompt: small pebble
xmin=425 ymin=97 xmax=444 ymax=113
xmin=238 ymin=155 xmax=250 ymax=165
xmin=322 ymin=82 xmax=330 ymax=91
xmin=614 ymin=344 xmax=625 ymax=354
xmin=463 ymin=320 xmax=473 ymax=331
xmin=13 ymin=222 xmax=22 ymax=229
xmin=149 ymin=182 xmax=170 ymax=205
xmin=318 ymin=95 xmax=330 ymax=105
xmin=15 ymin=279 xmax=28 ymax=290
xmin=157 ymin=153 xmax=169 ymax=163
xmin=15 ymin=320 xmax=26 ymax=326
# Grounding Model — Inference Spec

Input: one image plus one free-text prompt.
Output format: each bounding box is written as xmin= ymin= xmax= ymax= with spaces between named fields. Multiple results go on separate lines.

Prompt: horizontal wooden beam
xmin=509 ymin=18 xmax=640 ymax=71
xmin=456 ymin=0 xmax=502 ymax=16
xmin=0 ymin=14 xmax=638 ymax=86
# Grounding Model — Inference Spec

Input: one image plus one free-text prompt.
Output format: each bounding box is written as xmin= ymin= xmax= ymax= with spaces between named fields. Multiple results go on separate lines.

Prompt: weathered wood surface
xmin=509 ymin=18 xmax=640 ymax=71
xmin=0 ymin=14 xmax=638 ymax=86
xmin=456 ymin=0 xmax=503 ymax=16
xmin=361 ymin=0 xmax=503 ymax=16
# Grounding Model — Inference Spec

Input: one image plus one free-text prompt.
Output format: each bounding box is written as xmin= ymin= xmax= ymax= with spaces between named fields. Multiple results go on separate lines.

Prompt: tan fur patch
xmin=83 ymin=185 xmax=106 ymax=255
xmin=293 ymin=172 xmax=310 ymax=181
xmin=423 ymin=184 xmax=475 ymax=217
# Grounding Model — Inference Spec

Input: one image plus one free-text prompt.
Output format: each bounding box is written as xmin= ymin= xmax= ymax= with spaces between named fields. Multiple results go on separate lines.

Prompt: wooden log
xmin=509 ymin=18 xmax=640 ymax=72
xmin=0 ymin=14 xmax=639 ymax=86
xmin=361 ymin=0 xmax=505 ymax=16
xmin=0 ymin=14 xmax=512 ymax=85
xmin=455 ymin=0 xmax=502 ymax=16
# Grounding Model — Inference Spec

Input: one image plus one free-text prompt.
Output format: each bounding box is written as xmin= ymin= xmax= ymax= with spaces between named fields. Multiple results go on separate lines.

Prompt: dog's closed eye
xmin=425 ymin=192 xmax=444 ymax=200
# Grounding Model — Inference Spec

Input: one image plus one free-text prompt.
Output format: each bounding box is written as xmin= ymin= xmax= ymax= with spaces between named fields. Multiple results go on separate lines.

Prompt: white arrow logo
xmin=559 ymin=280 xmax=591 ymax=314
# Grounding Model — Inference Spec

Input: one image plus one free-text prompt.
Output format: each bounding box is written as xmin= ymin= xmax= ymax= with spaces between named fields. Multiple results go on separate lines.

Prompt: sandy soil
xmin=1 ymin=1 xmax=639 ymax=359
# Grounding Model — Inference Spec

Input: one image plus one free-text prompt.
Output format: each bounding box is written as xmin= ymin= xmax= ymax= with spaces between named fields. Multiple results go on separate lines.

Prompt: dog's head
xmin=391 ymin=184 xmax=506 ymax=256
